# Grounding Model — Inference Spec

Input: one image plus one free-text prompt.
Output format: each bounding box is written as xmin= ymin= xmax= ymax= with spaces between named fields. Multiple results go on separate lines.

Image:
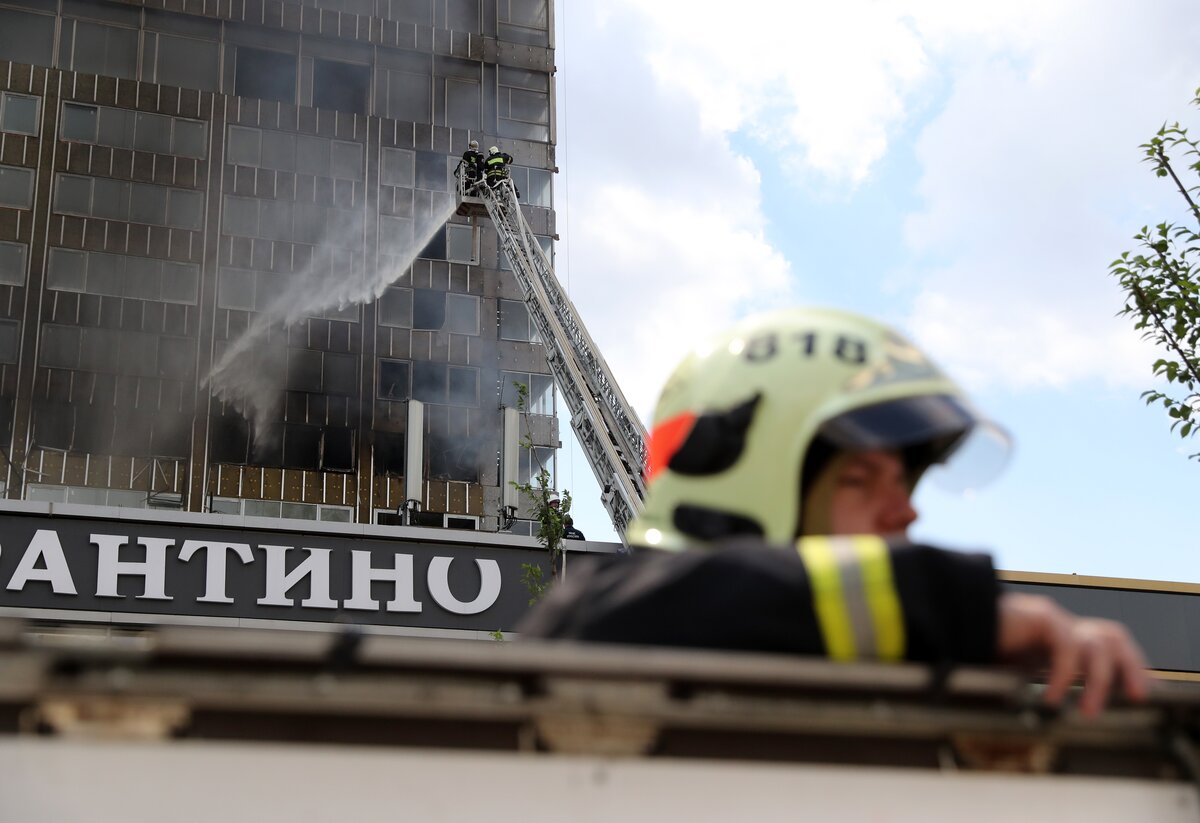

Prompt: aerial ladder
xmin=456 ymin=171 xmax=647 ymax=541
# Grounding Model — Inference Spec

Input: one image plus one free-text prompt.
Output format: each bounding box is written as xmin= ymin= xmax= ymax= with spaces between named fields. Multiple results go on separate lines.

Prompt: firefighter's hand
xmin=996 ymin=593 xmax=1150 ymax=717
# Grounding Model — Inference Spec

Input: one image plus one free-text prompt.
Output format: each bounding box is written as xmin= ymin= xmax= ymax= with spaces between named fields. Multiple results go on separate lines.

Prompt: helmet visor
xmin=816 ymin=395 xmax=1011 ymax=492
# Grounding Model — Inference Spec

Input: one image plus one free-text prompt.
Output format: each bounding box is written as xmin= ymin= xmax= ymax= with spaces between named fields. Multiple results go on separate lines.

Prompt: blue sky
xmin=550 ymin=0 xmax=1200 ymax=582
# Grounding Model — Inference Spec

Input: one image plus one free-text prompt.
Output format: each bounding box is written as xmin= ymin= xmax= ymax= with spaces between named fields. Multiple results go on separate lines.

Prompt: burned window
xmin=33 ymin=401 xmax=75 ymax=451
xmin=428 ymin=431 xmax=480 ymax=483
xmin=322 ymin=427 xmax=355 ymax=471
xmin=313 ymin=59 xmax=370 ymax=115
xmin=374 ymin=430 xmax=405 ymax=475
xmin=412 ymin=288 xmax=446 ymax=330
xmin=286 ymin=349 xmax=323 ymax=392
xmin=73 ymin=407 xmax=115 ymax=453
xmin=447 ymin=366 xmax=478 ymax=406
xmin=379 ymin=359 xmax=410 ymax=400
xmin=283 ymin=423 xmax=321 ymax=470
xmin=150 ymin=414 xmax=191 ymax=458
xmin=322 ymin=352 xmax=358 ymax=396
xmin=210 ymin=412 xmax=251 ymax=464
xmin=235 ymin=47 xmax=296 ymax=104
xmin=411 ymin=361 xmax=446 ymax=403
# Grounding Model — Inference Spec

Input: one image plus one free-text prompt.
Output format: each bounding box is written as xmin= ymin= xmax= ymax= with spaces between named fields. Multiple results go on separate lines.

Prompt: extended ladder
xmin=457 ymin=174 xmax=647 ymax=541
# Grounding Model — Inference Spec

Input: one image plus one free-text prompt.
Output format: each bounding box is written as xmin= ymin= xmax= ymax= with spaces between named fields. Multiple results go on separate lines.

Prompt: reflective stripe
xmin=797 ymin=537 xmax=856 ymax=660
xmin=797 ymin=535 xmax=906 ymax=662
xmin=852 ymin=535 xmax=906 ymax=661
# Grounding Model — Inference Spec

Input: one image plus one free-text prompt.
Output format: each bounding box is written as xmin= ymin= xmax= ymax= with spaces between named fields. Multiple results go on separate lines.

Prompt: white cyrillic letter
xmin=343 ymin=550 xmax=421 ymax=612
xmin=6 ymin=529 xmax=77 ymax=595
xmin=256 ymin=545 xmax=336 ymax=609
xmin=427 ymin=557 xmax=501 ymax=615
xmin=93 ymin=534 xmax=173 ymax=600
xmin=178 ymin=541 xmax=254 ymax=604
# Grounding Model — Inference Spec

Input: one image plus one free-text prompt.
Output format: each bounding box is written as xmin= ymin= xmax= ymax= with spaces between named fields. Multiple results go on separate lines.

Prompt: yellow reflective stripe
xmin=797 ymin=537 xmax=856 ymax=661
xmin=851 ymin=535 xmax=906 ymax=661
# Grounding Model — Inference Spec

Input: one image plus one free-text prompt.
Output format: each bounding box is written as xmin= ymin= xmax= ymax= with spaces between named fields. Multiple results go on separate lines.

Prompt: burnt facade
xmin=0 ymin=0 xmax=557 ymax=531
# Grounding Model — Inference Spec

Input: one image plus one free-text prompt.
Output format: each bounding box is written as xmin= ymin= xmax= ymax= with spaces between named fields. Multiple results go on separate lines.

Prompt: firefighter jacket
xmin=517 ymin=537 xmax=998 ymax=665
xmin=461 ymin=150 xmax=484 ymax=174
xmin=486 ymin=151 xmax=513 ymax=177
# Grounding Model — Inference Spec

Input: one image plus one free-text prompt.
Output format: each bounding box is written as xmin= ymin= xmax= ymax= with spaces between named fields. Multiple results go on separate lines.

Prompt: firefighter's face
xmin=825 ymin=449 xmax=918 ymax=538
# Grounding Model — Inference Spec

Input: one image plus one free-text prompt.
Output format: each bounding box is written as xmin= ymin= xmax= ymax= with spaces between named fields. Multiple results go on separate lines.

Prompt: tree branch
xmin=1131 ymin=281 xmax=1200 ymax=389
xmin=1157 ymin=148 xmax=1200 ymax=229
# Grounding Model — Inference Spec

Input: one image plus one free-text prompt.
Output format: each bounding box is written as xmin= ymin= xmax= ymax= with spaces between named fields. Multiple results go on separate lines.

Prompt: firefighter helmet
xmin=489 ymin=146 xmax=500 ymax=155
xmin=626 ymin=307 xmax=1010 ymax=550
xmin=469 ymin=140 xmax=479 ymax=150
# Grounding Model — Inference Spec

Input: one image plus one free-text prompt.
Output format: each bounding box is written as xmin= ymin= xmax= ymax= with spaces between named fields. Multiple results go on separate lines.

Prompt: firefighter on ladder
xmin=457 ymin=140 xmax=485 ymax=192
xmin=521 ymin=307 xmax=1150 ymax=717
xmin=485 ymin=145 xmax=518 ymax=198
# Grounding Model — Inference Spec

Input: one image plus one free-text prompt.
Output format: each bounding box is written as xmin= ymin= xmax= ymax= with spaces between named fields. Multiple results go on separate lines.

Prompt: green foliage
xmin=489 ymin=629 xmax=505 ymax=641
xmin=1110 ymin=87 xmax=1200 ymax=456
xmin=508 ymin=381 xmax=572 ymax=604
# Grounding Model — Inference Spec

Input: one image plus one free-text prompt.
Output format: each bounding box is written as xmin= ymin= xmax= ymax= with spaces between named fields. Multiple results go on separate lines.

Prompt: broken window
xmin=235 ymin=47 xmax=297 ymax=105
xmin=374 ymin=430 xmax=405 ymax=475
xmin=209 ymin=411 xmax=251 ymax=464
xmin=412 ymin=288 xmax=446 ymax=330
xmin=313 ymin=59 xmax=370 ymax=115
xmin=411 ymin=360 xmax=446 ymax=403
xmin=378 ymin=359 xmax=410 ymax=400
xmin=420 ymin=226 xmax=447 ymax=261
xmin=33 ymin=401 xmax=75 ymax=451
xmin=283 ymin=423 xmax=321 ymax=470
xmin=286 ymin=349 xmax=323 ymax=392
xmin=428 ymin=431 xmax=480 ymax=483
xmin=447 ymin=366 xmax=478 ymax=405
xmin=322 ymin=427 xmax=355 ymax=471
xmin=322 ymin=352 xmax=358 ymax=396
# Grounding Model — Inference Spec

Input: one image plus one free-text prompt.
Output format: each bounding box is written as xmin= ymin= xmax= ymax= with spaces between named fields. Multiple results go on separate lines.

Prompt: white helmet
xmin=469 ymin=140 xmax=479 ymax=150
xmin=489 ymin=146 xmax=500 ymax=154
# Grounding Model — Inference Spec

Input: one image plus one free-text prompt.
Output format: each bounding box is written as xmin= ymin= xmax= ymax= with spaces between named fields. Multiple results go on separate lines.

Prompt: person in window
xmin=458 ymin=140 xmax=485 ymax=190
xmin=563 ymin=516 xmax=586 ymax=541
xmin=519 ymin=307 xmax=1149 ymax=718
xmin=485 ymin=145 xmax=515 ymax=193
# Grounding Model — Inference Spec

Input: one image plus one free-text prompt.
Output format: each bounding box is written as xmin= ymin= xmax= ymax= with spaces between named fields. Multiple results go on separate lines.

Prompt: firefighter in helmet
xmin=458 ymin=140 xmax=485 ymax=190
xmin=485 ymin=145 xmax=514 ymax=190
xmin=521 ymin=307 xmax=1149 ymax=717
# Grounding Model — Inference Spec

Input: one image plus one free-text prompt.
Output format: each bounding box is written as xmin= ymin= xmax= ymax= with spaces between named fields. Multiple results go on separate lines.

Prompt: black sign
xmin=0 ymin=513 xmax=551 ymax=631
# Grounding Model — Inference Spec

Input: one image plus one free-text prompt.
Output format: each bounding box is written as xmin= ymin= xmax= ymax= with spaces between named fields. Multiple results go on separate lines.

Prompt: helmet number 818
xmin=742 ymin=332 xmax=867 ymax=365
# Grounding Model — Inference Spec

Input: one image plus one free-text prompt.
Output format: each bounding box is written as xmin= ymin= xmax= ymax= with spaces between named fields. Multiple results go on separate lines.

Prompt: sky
xmin=548 ymin=0 xmax=1200 ymax=582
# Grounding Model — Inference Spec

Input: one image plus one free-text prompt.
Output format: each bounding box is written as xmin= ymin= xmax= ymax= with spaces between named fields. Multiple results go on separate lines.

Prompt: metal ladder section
xmin=463 ymin=176 xmax=647 ymax=541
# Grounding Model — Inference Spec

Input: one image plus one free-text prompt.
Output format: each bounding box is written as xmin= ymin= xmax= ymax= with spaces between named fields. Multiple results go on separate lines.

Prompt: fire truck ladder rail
xmin=461 ymin=176 xmax=647 ymax=541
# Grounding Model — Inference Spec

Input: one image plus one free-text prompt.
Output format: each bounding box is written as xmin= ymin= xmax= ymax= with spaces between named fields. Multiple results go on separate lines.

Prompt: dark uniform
xmin=563 ymin=524 xmax=586 ymax=541
xmin=518 ymin=536 xmax=997 ymax=665
xmin=485 ymin=148 xmax=514 ymax=189
xmin=460 ymin=147 xmax=484 ymax=186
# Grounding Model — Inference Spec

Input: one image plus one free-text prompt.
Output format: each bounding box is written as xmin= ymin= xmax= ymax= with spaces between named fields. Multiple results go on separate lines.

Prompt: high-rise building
xmin=0 ymin=0 xmax=558 ymax=533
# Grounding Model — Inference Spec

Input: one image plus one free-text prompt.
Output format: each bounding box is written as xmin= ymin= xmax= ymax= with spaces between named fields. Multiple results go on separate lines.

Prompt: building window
xmin=378 ymin=359 xmax=410 ymax=400
xmin=379 ymin=287 xmax=413 ymax=328
xmin=212 ymin=497 xmax=352 ymax=522
xmin=378 ymin=215 xmax=414 ymax=255
xmin=510 ymin=166 xmax=552 ymax=208
xmin=27 ymin=484 xmax=150 ymax=509
xmin=428 ymin=430 xmax=481 ymax=482
xmin=501 ymin=371 xmax=553 ymax=414
xmin=444 ymin=77 xmax=480 ymax=129
xmin=0 ymin=320 xmax=19 ymax=364
xmin=445 ymin=293 xmax=479 ymax=334
xmin=446 ymin=224 xmax=478 ymax=263
xmin=374 ymin=430 xmax=405 ymax=475
xmin=378 ymin=67 xmax=431 ymax=123
xmin=47 ymin=248 xmax=200 ymax=305
xmin=225 ymin=126 xmax=363 ymax=180
xmin=497 ymin=66 xmax=550 ymax=142
xmin=0 ymin=8 xmax=56 ymax=69
xmin=517 ymin=445 xmax=555 ymax=486
xmin=412 ymin=288 xmax=445 ymax=330
xmin=63 ymin=19 xmax=140 ymax=80
xmin=0 ymin=241 xmax=28 ymax=286
xmin=447 ymin=365 xmax=478 ymax=405
xmin=499 ymin=298 xmax=539 ymax=342
xmin=498 ymin=0 xmax=549 ymax=44
xmin=381 ymin=148 xmax=415 ymax=187
xmin=414 ymin=150 xmax=448 ymax=191
xmin=313 ymin=59 xmax=370 ymax=115
xmin=235 ymin=47 xmax=297 ymax=104
xmin=0 ymin=93 xmax=39 ymax=136
xmin=148 ymin=32 xmax=220 ymax=92
xmin=0 ymin=165 xmax=34 ymax=210
xmin=54 ymin=174 xmax=204 ymax=230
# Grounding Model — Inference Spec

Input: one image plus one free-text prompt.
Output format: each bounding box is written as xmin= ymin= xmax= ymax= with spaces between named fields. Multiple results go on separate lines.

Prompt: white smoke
xmin=208 ymin=191 xmax=458 ymax=445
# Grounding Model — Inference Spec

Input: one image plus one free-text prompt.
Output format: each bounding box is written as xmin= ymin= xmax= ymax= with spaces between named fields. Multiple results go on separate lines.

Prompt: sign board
xmin=0 ymin=509 xmax=556 ymax=632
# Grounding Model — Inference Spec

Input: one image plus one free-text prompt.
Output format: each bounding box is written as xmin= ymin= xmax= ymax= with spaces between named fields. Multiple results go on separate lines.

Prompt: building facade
xmin=0 ymin=0 xmax=558 ymax=532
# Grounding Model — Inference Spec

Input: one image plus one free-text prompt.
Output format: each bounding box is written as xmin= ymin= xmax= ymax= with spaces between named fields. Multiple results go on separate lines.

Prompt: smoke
xmin=208 ymin=191 xmax=458 ymax=445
